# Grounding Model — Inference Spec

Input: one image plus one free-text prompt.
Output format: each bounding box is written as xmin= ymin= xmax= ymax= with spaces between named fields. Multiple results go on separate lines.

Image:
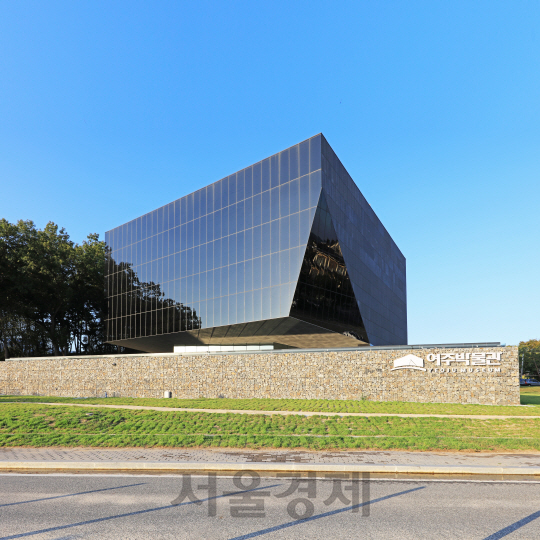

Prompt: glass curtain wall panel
xmin=320 ymin=135 xmax=407 ymax=346
xmin=104 ymin=134 xmax=407 ymax=352
xmin=105 ymin=135 xmax=323 ymax=349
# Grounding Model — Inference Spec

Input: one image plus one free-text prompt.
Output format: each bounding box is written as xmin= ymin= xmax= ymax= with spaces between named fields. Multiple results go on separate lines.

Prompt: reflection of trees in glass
xmin=305 ymin=237 xmax=353 ymax=296
xmin=291 ymin=231 xmax=367 ymax=343
xmin=106 ymin=250 xmax=200 ymax=342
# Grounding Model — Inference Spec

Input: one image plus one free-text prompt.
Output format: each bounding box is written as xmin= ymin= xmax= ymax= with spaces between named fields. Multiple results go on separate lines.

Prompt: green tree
xmin=519 ymin=339 xmax=540 ymax=379
xmin=0 ymin=219 xmax=110 ymax=359
xmin=22 ymin=222 xmax=78 ymax=355
xmin=0 ymin=219 xmax=39 ymax=358
xmin=68 ymin=233 xmax=108 ymax=354
xmin=1 ymin=218 xmax=200 ymax=359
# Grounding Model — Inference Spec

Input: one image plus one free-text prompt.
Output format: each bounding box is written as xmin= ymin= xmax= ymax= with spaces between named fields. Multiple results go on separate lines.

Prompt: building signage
xmin=392 ymin=352 xmax=502 ymax=374
xmin=391 ymin=354 xmax=426 ymax=371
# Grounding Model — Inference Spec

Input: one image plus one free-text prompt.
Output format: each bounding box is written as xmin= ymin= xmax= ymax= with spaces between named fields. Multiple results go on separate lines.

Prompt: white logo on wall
xmin=390 ymin=352 xmax=503 ymax=375
xmin=391 ymin=354 xmax=427 ymax=371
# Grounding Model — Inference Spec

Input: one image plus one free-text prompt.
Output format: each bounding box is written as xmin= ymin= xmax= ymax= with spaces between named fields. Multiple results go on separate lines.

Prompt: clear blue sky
xmin=1 ymin=1 xmax=538 ymax=346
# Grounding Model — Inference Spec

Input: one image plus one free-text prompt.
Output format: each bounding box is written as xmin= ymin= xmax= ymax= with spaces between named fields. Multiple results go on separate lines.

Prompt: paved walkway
xmin=3 ymin=401 xmax=540 ymax=420
xmin=2 ymin=447 xmax=540 ymax=469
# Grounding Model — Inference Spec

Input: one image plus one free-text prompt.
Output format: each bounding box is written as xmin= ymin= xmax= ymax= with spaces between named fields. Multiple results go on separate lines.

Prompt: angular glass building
xmin=105 ymin=134 xmax=407 ymax=352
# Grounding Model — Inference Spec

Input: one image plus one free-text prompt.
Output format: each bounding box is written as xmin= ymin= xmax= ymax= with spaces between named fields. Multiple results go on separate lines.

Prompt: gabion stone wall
xmin=0 ymin=346 xmax=519 ymax=406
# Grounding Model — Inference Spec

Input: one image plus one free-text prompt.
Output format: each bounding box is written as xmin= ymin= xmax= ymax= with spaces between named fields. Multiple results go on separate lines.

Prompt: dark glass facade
xmin=105 ymin=134 xmax=407 ymax=352
xmin=320 ymin=136 xmax=407 ymax=345
xmin=290 ymin=192 xmax=369 ymax=343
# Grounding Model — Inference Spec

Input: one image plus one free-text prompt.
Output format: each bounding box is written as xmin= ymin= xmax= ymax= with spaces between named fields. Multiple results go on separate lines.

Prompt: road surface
xmin=1 ymin=474 xmax=540 ymax=539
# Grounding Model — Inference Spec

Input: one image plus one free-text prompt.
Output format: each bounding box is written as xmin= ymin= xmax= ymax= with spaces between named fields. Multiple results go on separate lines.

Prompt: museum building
xmin=104 ymin=134 xmax=407 ymax=352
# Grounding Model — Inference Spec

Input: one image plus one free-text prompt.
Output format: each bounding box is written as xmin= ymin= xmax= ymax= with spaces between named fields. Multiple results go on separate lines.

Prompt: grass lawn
xmin=1 ymin=403 xmax=540 ymax=452
xmin=520 ymin=386 xmax=540 ymax=405
xmin=0 ymin=392 xmax=538 ymax=416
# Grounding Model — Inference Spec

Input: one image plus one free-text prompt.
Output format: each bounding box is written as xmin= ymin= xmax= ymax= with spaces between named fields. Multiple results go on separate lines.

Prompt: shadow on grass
xmin=521 ymin=386 xmax=540 ymax=405
xmin=521 ymin=394 xmax=540 ymax=406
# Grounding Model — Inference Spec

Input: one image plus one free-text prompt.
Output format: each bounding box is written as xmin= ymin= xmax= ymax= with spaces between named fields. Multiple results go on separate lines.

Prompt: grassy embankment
xmin=0 ymin=389 xmax=540 ymax=452
xmin=1 ymin=389 xmax=539 ymax=415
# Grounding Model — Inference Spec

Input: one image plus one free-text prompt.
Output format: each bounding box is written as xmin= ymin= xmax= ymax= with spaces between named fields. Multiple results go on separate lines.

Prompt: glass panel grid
xmin=105 ymin=136 xmax=322 ymax=341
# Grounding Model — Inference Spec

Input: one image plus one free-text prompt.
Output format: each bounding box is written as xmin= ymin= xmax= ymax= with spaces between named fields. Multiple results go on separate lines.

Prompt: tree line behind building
xmin=0 ymin=218 xmax=538 ymax=369
xmin=0 ymin=219 xmax=120 ymax=359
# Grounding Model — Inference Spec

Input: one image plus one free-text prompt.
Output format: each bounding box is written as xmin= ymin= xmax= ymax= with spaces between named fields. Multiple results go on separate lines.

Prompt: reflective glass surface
xmin=320 ymin=135 xmax=407 ymax=345
xmin=105 ymin=135 xmax=322 ymax=343
xmin=290 ymin=193 xmax=369 ymax=342
xmin=105 ymin=133 xmax=407 ymax=349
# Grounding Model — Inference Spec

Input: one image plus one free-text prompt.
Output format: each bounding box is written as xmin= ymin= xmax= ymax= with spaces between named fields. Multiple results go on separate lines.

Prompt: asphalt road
xmin=1 ymin=474 xmax=540 ymax=539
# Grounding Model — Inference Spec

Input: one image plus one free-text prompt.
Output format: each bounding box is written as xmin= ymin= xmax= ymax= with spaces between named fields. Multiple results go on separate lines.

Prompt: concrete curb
xmin=1 ymin=461 xmax=540 ymax=478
